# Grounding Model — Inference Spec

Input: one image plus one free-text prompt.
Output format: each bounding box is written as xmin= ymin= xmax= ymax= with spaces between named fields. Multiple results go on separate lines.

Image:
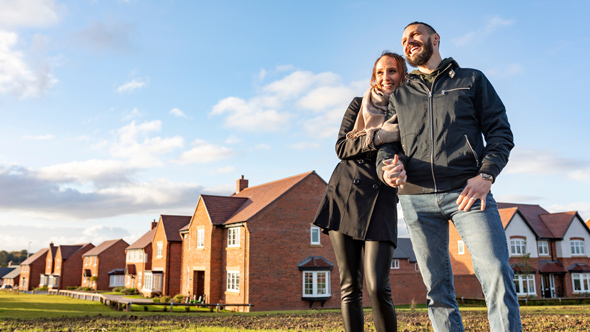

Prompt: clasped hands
xmin=381 ymin=155 xmax=407 ymax=188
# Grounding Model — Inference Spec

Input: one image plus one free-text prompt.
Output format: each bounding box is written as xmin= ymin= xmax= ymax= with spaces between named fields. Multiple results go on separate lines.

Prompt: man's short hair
xmin=405 ymin=21 xmax=437 ymax=34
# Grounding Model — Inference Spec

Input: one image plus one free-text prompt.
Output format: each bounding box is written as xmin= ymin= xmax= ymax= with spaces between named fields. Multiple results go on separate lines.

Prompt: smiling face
xmin=374 ymin=56 xmax=402 ymax=94
xmin=402 ymin=24 xmax=436 ymax=67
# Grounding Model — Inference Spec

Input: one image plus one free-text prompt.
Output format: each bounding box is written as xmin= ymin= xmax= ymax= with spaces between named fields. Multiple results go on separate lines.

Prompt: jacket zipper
xmin=441 ymin=87 xmax=470 ymax=95
xmin=410 ymin=62 xmax=454 ymax=193
xmin=464 ymin=135 xmax=480 ymax=167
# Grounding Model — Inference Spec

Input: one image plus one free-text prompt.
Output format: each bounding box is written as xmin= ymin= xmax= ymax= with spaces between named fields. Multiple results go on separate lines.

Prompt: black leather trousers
xmin=330 ymin=231 xmax=397 ymax=332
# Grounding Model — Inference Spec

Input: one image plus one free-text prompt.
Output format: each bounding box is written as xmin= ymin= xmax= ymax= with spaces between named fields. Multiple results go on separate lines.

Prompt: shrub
xmin=162 ymin=296 xmax=171 ymax=303
xmin=163 ymin=305 xmax=168 ymax=312
xmin=185 ymin=306 xmax=190 ymax=312
xmin=121 ymin=288 xmax=139 ymax=295
xmin=173 ymin=294 xmax=185 ymax=303
xmin=152 ymin=297 xmax=160 ymax=303
xmin=66 ymin=286 xmax=77 ymax=290
xmin=143 ymin=306 xmax=148 ymax=311
xmin=33 ymin=286 xmax=48 ymax=291
xmin=112 ymin=287 xmax=124 ymax=293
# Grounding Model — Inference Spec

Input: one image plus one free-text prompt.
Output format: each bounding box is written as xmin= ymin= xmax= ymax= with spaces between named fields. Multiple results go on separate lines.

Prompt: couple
xmin=313 ymin=22 xmax=522 ymax=332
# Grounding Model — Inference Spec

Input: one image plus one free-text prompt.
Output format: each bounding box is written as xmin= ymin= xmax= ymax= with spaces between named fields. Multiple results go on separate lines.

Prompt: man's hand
xmin=456 ymin=175 xmax=492 ymax=211
xmin=382 ymin=155 xmax=407 ymax=188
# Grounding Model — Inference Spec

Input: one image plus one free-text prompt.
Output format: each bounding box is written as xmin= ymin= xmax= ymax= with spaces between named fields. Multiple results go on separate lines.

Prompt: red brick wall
xmin=60 ymin=244 xmax=94 ymax=289
xmin=94 ymin=240 xmax=128 ymax=290
xmin=181 ymin=199 xmax=212 ymax=299
xmin=20 ymin=251 xmax=47 ymax=291
xmin=244 ymin=174 xmax=343 ymax=311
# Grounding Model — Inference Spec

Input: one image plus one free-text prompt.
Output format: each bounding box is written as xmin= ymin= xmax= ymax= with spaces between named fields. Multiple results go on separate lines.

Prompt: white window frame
xmin=228 ymin=227 xmax=240 ymax=247
xmin=391 ymin=259 xmax=399 ymax=269
xmin=458 ymin=240 xmax=465 ymax=255
xmin=156 ymin=242 xmax=163 ymax=258
xmin=109 ymin=275 xmax=125 ymax=287
xmin=572 ymin=273 xmax=590 ymax=293
xmin=227 ymin=271 xmax=240 ymax=292
xmin=310 ymin=226 xmax=321 ymax=245
xmin=571 ymin=240 xmax=585 ymax=256
xmin=510 ymin=239 xmax=527 ymax=256
xmin=197 ymin=229 xmax=205 ymax=249
xmin=513 ymin=274 xmax=536 ymax=296
xmin=302 ymin=271 xmax=330 ymax=297
xmin=538 ymin=240 xmax=549 ymax=256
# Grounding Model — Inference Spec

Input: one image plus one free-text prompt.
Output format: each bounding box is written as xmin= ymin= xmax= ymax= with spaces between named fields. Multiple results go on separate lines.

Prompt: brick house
xmin=449 ymin=203 xmax=590 ymax=299
xmin=2 ymin=266 xmax=21 ymax=288
xmin=39 ymin=243 xmax=58 ymax=288
xmin=42 ymin=243 xmax=94 ymax=290
xmin=0 ymin=267 xmax=15 ymax=287
xmin=19 ymin=248 xmax=48 ymax=291
xmin=178 ymin=172 xmax=341 ymax=312
xmin=81 ymin=239 xmax=129 ymax=290
xmin=125 ymin=221 xmax=157 ymax=291
xmin=390 ymin=238 xmax=427 ymax=305
xmin=142 ymin=214 xmax=191 ymax=297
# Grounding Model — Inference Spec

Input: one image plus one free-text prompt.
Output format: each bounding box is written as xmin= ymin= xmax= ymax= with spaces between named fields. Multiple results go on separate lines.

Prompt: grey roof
xmin=392 ymin=238 xmax=417 ymax=262
xmin=0 ymin=267 xmax=15 ymax=279
xmin=3 ymin=266 xmax=21 ymax=279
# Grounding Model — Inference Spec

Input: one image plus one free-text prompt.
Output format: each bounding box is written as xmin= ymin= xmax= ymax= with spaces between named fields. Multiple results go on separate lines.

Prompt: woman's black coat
xmin=313 ymin=97 xmax=398 ymax=245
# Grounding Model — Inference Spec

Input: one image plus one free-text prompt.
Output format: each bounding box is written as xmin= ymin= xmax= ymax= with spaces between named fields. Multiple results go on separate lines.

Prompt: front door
xmin=541 ymin=274 xmax=556 ymax=298
xmin=193 ymin=271 xmax=205 ymax=301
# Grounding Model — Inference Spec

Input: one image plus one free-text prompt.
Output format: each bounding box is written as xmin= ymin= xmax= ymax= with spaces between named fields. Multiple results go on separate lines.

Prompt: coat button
xmin=372 ymin=184 xmax=379 ymax=189
xmin=353 ymin=179 xmax=360 ymax=184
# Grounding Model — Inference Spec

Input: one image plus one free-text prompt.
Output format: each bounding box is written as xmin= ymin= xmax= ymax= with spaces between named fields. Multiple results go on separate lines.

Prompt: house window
xmin=109 ymin=275 xmax=125 ymax=287
xmin=310 ymin=226 xmax=321 ymax=245
xmin=513 ymin=274 xmax=536 ymax=296
xmin=143 ymin=272 xmax=162 ymax=292
xmin=197 ymin=229 xmax=205 ymax=248
xmin=571 ymin=240 xmax=585 ymax=256
xmin=156 ymin=242 xmax=163 ymax=258
xmin=303 ymin=271 xmax=330 ymax=297
xmin=227 ymin=271 xmax=240 ymax=292
xmin=572 ymin=273 xmax=590 ymax=293
xmin=510 ymin=239 xmax=527 ymax=256
xmin=228 ymin=228 xmax=240 ymax=247
xmin=458 ymin=240 xmax=465 ymax=255
xmin=538 ymin=241 xmax=549 ymax=256
xmin=93 ymin=257 xmax=97 ymax=266
xmin=391 ymin=259 xmax=399 ymax=269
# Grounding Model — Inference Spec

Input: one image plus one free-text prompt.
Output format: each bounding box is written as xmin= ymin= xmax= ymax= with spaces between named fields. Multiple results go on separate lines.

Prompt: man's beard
xmin=406 ymin=37 xmax=433 ymax=67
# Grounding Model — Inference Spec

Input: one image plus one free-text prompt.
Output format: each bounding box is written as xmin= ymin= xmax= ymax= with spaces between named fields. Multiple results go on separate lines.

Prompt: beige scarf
xmin=346 ymin=86 xmax=390 ymax=146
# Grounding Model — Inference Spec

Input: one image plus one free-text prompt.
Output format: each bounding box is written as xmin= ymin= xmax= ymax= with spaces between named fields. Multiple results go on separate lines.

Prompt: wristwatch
xmin=479 ymin=173 xmax=494 ymax=182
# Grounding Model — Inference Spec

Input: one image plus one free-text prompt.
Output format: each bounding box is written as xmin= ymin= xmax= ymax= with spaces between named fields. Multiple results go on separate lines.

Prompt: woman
xmin=313 ymin=52 xmax=407 ymax=332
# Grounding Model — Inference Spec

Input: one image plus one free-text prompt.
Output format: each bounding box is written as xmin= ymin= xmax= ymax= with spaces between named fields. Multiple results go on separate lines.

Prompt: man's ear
xmin=432 ymin=33 xmax=441 ymax=47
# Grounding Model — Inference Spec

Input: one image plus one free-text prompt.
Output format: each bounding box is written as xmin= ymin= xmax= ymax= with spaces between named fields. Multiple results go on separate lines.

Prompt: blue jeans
xmin=399 ymin=189 xmax=521 ymax=332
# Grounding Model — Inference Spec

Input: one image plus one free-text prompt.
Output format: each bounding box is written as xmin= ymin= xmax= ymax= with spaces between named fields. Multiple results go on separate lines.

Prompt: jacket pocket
xmin=464 ymin=135 xmax=480 ymax=167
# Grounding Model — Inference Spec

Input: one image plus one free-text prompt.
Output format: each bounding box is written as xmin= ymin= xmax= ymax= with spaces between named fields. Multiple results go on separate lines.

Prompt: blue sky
xmin=1 ymin=0 xmax=589 ymax=252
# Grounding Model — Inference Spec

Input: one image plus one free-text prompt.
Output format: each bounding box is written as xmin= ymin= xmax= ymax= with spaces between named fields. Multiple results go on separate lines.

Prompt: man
xmin=378 ymin=22 xmax=522 ymax=331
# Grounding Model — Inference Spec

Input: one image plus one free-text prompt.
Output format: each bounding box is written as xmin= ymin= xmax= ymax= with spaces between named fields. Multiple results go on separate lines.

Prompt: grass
xmin=2 ymin=292 xmax=590 ymax=331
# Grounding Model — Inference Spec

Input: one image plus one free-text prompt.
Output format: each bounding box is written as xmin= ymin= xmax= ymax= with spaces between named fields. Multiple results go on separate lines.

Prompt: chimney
xmin=151 ymin=219 xmax=157 ymax=230
xmin=236 ymin=175 xmax=249 ymax=194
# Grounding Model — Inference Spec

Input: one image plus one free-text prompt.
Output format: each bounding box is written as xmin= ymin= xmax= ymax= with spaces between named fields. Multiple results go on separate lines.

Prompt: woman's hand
xmin=381 ymin=155 xmax=406 ymax=188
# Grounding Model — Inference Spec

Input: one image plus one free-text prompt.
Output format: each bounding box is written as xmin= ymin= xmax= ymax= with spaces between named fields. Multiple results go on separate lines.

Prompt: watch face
xmin=480 ymin=173 xmax=492 ymax=180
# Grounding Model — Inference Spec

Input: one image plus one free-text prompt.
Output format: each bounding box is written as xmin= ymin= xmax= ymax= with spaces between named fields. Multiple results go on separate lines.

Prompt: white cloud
xmin=123 ymin=107 xmax=143 ymax=120
xmin=214 ymin=166 xmax=236 ymax=174
xmin=547 ymin=202 xmax=590 ymax=224
xmin=117 ymin=78 xmax=148 ymax=93
xmin=0 ymin=30 xmax=58 ymax=98
xmin=23 ymin=134 xmax=54 ymax=140
xmin=110 ymin=120 xmax=184 ymax=165
xmin=169 ymin=107 xmax=188 ymax=118
xmin=211 ymin=96 xmax=290 ymax=132
xmin=0 ymin=0 xmax=61 ymax=29
xmin=176 ymin=139 xmax=233 ymax=165
xmin=289 ymin=142 xmax=321 ymax=150
xmin=503 ymin=147 xmax=590 ymax=183
xmin=254 ymin=143 xmax=270 ymax=150
xmin=211 ymin=69 xmax=352 ymax=134
xmin=452 ymin=16 xmax=515 ymax=47
xmin=225 ymin=135 xmax=241 ymax=144
xmin=0 ymin=165 xmax=205 ymax=220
